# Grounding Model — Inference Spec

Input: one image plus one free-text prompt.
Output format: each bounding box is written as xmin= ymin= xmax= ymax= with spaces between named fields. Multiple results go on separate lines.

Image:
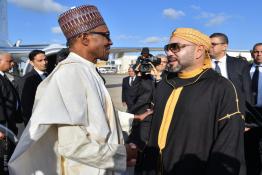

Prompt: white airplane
xmin=0 ymin=43 xmax=164 ymax=76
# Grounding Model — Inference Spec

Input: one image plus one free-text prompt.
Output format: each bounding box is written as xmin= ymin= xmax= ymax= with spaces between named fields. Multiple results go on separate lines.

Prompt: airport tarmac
xmin=103 ymin=74 xmax=127 ymax=112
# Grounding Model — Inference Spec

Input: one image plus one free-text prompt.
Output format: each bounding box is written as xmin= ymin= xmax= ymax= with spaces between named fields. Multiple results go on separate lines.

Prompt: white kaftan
xmin=9 ymin=52 xmax=130 ymax=175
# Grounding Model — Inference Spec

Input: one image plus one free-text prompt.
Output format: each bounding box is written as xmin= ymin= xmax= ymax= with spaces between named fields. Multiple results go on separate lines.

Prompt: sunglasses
xmin=211 ymin=42 xmax=225 ymax=46
xmin=88 ymin=32 xmax=111 ymax=41
xmin=164 ymin=43 xmax=195 ymax=53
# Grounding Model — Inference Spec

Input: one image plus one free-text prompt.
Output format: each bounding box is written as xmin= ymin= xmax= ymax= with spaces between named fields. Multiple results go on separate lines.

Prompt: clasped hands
xmin=125 ymin=143 xmax=138 ymax=166
xmin=125 ymin=109 xmax=153 ymax=166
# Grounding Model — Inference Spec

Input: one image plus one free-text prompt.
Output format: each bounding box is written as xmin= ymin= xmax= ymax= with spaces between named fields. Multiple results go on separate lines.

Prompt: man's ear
xmin=81 ymin=33 xmax=90 ymax=46
xmin=29 ymin=60 xmax=34 ymax=66
xmin=222 ymin=43 xmax=228 ymax=52
xmin=250 ymin=50 xmax=255 ymax=58
xmin=195 ymin=45 xmax=205 ymax=60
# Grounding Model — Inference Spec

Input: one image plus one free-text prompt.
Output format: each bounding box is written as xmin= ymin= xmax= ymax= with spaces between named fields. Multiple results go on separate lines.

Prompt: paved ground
xmin=103 ymin=74 xmax=127 ymax=111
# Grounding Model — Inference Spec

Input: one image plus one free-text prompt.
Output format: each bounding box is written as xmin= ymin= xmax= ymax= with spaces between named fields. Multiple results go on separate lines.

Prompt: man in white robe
xmin=8 ymin=5 xmax=149 ymax=175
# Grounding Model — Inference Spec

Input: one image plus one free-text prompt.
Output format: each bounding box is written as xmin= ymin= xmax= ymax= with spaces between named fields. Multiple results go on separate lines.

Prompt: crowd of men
xmin=0 ymin=4 xmax=261 ymax=175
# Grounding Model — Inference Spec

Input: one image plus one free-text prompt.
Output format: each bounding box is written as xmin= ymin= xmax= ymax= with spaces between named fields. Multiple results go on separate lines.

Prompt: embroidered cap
xmin=172 ymin=28 xmax=212 ymax=68
xmin=58 ymin=5 xmax=106 ymax=40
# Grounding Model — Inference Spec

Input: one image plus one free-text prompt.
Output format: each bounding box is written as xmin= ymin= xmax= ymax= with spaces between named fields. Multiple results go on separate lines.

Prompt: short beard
xmin=168 ymin=64 xmax=182 ymax=73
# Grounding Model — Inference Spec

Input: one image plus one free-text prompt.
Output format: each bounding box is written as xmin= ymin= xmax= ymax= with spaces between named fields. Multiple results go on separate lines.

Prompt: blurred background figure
xmin=0 ymin=51 xmax=22 ymax=175
xmin=18 ymin=50 xmax=48 ymax=125
xmin=152 ymin=54 xmax=168 ymax=82
xmin=127 ymin=48 xmax=159 ymax=174
xmin=245 ymin=42 xmax=262 ymax=175
xmin=135 ymin=47 xmax=153 ymax=68
xmin=209 ymin=32 xmax=252 ymax=119
xmin=122 ymin=66 xmax=139 ymax=112
xmin=250 ymin=43 xmax=262 ymax=112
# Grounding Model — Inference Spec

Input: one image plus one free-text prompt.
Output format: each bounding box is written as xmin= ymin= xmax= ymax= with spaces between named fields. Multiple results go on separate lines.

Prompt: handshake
xmin=125 ymin=143 xmax=139 ymax=167
xmin=125 ymin=109 xmax=153 ymax=166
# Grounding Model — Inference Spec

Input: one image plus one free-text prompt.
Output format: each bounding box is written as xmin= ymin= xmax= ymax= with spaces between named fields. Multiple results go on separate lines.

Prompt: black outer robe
xmin=141 ymin=69 xmax=246 ymax=175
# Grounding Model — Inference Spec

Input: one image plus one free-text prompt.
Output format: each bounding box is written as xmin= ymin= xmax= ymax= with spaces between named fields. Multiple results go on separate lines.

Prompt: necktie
xmin=214 ymin=61 xmax=221 ymax=74
xmin=252 ymin=66 xmax=259 ymax=104
xmin=130 ymin=77 xmax=134 ymax=86
xmin=3 ymin=74 xmax=9 ymax=80
xmin=42 ymin=72 xmax=48 ymax=79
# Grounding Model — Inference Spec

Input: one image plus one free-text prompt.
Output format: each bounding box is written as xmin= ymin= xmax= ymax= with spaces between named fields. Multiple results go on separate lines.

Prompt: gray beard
xmin=168 ymin=64 xmax=182 ymax=73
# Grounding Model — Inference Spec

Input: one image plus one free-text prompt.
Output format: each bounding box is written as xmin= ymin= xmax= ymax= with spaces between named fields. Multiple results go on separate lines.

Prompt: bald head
xmin=0 ymin=52 xmax=14 ymax=72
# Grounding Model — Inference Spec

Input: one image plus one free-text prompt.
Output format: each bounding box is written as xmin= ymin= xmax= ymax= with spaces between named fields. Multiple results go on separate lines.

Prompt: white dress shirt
xmin=129 ymin=76 xmax=136 ymax=86
xmin=212 ymin=55 xmax=229 ymax=79
xmin=0 ymin=71 xmax=4 ymax=76
xmin=250 ymin=63 xmax=262 ymax=107
xmin=34 ymin=68 xmax=47 ymax=80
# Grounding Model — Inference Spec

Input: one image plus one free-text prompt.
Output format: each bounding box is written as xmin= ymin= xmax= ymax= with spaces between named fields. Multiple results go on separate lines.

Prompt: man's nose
xmin=166 ymin=49 xmax=173 ymax=56
xmin=108 ymin=39 xmax=113 ymax=46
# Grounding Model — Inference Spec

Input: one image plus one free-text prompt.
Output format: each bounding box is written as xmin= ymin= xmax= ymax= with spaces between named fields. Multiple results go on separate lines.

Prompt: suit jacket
xmin=129 ymin=75 xmax=154 ymax=115
xmin=19 ymin=69 xmax=44 ymax=125
xmin=127 ymin=75 xmax=154 ymax=150
xmin=0 ymin=74 xmax=22 ymax=135
xmin=226 ymin=55 xmax=253 ymax=113
xmin=244 ymin=65 xmax=262 ymax=175
xmin=122 ymin=76 xmax=140 ymax=112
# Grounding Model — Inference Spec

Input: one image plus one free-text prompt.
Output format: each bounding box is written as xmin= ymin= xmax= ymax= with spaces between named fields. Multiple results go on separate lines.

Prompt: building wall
xmin=114 ymin=50 xmax=253 ymax=73
xmin=115 ymin=55 xmax=137 ymax=73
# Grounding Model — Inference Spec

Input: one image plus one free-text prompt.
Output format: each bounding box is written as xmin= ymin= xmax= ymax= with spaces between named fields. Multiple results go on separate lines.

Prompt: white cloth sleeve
xmin=117 ymin=111 xmax=134 ymax=134
xmin=58 ymin=125 xmax=127 ymax=172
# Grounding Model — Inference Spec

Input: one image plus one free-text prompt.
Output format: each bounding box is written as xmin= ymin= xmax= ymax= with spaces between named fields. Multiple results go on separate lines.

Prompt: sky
xmin=5 ymin=0 xmax=262 ymax=50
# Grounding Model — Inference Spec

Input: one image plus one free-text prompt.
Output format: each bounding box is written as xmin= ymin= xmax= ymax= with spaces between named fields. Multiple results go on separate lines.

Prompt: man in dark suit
xmin=209 ymin=33 xmax=256 ymax=175
xmin=0 ymin=52 xmax=22 ymax=135
xmin=244 ymin=43 xmax=262 ymax=175
xmin=19 ymin=50 xmax=48 ymax=125
xmin=122 ymin=66 xmax=140 ymax=112
xmin=209 ymin=33 xmax=252 ymax=114
xmin=250 ymin=43 xmax=262 ymax=112
xmin=0 ymin=51 xmax=22 ymax=175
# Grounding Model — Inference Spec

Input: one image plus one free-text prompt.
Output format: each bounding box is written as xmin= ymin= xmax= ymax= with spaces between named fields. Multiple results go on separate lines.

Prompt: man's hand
xmin=122 ymin=102 xmax=127 ymax=107
xmin=149 ymin=62 xmax=161 ymax=80
xmin=135 ymin=64 xmax=141 ymax=72
xmin=125 ymin=143 xmax=138 ymax=167
xmin=134 ymin=109 xmax=153 ymax=121
xmin=0 ymin=131 xmax=5 ymax=140
xmin=245 ymin=127 xmax=251 ymax=132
